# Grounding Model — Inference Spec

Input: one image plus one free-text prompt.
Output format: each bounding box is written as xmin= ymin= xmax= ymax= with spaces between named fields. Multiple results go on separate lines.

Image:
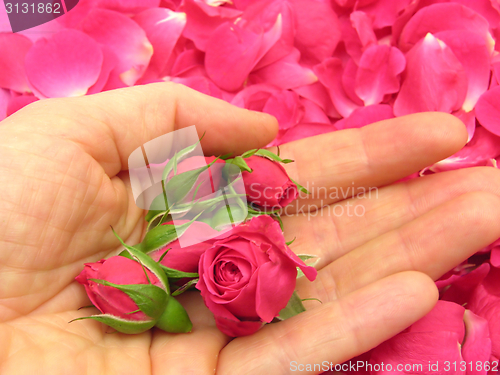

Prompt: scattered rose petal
xmin=0 ymin=33 xmax=32 ymax=93
xmin=6 ymin=93 xmax=39 ymax=116
xmin=462 ymin=310 xmax=492 ymax=375
xmin=475 ymin=86 xmax=500 ymax=137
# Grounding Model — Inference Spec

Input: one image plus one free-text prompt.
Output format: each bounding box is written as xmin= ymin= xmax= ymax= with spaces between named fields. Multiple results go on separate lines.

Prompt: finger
xmin=298 ymin=191 xmax=500 ymax=305
xmin=218 ymin=271 xmax=437 ymax=375
xmin=1 ymin=82 xmax=278 ymax=177
xmin=284 ymin=167 xmax=500 ymax=269
xmin=274 ymin=112 xmax=467 ymax=210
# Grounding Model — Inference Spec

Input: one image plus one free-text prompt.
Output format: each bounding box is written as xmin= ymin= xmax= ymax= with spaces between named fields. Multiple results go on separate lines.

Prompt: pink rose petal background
xmin=1 ymin=0 xmax=500 ymax=371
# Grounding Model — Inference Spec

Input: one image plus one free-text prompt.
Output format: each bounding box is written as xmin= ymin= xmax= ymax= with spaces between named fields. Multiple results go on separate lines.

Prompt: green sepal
xmin=145 ymin=194 xmax=170 ymax=222
xmin=155 ymin=296 xmax=193 ymax=333
xmin=89 ymin=279 xmax=168 ymax=320
xmin=291 ymin=178 xmax=309 ymax=194
xmin=159 ymin=265 xmax=198 ymax=281
xmin=111 ymin=227 xmax=169 ymax=290
xmin=171 ymin=278 xmax=199 ymax=296
xmin=219 ymin=152 xmax=233 ymax=160
xmin=285 ymin=237 xmax=296 ymax=246
xmin=277 ymin=291 xmax=306 ymax=320
xmin=140 ymin=218 xmax=196 ymax=253
xmin=168 ymin=192 xmax=246 ymax=216
xmin=242 ymin=148 xmax=294 ymax=164
xmin=70 ymin=314 xmax=156 ymax=334
xmin=161 ymin=141 xmax=201 ymax=182
xmin=226 ymin=156 xmax=252 ymax=172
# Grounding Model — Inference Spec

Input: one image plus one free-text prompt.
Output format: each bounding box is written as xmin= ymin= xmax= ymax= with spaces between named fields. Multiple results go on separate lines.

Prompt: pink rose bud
xmin=242 ymin=155 xmax=298 ymax=208
xmin=196 ymin=215 xmax=317 ymax=337
xmin=75 ymin=250 xmax=192 ymax=334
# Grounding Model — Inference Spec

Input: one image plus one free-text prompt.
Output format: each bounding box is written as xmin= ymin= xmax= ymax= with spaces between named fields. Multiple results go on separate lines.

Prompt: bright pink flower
xmin=242 ymin=155 xmax=298 ymax=208
xmin=393 ymin=33 xmax=468 ymax=117
xmin=81 ymin=8 xmax=153 ymax=86
xmin=25 ymin=29 xmax=103 ymax=98
xmin=76 ymin=256 xmax=165 ymax=321
xmin=0 ymin=33 xmax=32 ymax=93
xmin=355 ymin=45 xmax=406 ymax=106
xmin=149 ymin=221 xmax=220 ymax=273
xmin=196 ymin=215 xmax=317 ymax=336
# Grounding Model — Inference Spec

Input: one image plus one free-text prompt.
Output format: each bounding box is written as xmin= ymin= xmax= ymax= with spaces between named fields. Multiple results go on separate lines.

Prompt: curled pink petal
xmin=355 ymin=45 xmax=406 ymax=106
xmin=180 ymin=0 xmax=242 ymax=51
xmin=230 ymin=83 xmax=278 ymax=111
xmin=270 ymin=122 xmax=336 ymax=146
xmin=434 ymin=30 xmax=491 ymax=112
xmin=350 ymin=11 xmax=377 ymax=49
xmin=393 ymin=33 xmax=467 ymax=117
xmin=205 ymin=15 xmax=281 ymax=91
xmin=440 ymin=263 xmax=490 ymax=306
xmin=133 ymin=8 xmax=186 ymax=76
xmin=25 ymin=29 xmax=103 ymax=98
xmin=399 ymin=3 xmax=494 ymax=53
xmin=293 ymin=82 xmax=341 ymax=118
xmin=81 ymin=8 xmax=153 ymax=86
xmin=0 ymin=33 xmax=32 ymax=93
xmin=314 ymin=57 xmax=360 ymax=117
xmin=290 ymin=0 xmax=340 ymax=64
xmin=262 ymin=90 xmax=304 ymax=131
xmin=251 ymin=49 xmax=317 ymax=89
xmin=335 ymin=104 xmax=394 ymax=130
xmin=171 ymin=48 xmax=205 ymax=77
xmin=300 ymin=98 xmax=330 ymax=124
xmin=462 ymin=310 xmax=492 ymax=375
xmin=475 ymin=86 xmax=500 ymax=137
xmin=342 ymin=58 xmax=364 ymax=105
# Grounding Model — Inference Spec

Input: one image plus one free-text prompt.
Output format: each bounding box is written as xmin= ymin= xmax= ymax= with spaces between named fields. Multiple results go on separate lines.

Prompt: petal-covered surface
xmin=335 ymin=104 xmax=394 ymax=130
xmin=251 ymin=49 xmax=317 ymax=90
xmin=434 ymin=30 xmax=491 ymax=112
xmin=6 ymin=94 xmax=39 ymax=116
xmin=262 ymin=90 xmax=304 ymax=130
xmin=355 ymin=45 xmax=406 ymax=106
xmin=25 ymin=29 xmax=103 ymax=98
xmin=133 ymin=8 xmax=186 ymax=76
xmin=271 ymin=123 xmax=336 ymax=146
xmin=0 ymin=33 xmax=32 ymax=93
xmin=290 ymin=0 xmax=341 ymax=64
xmin=398 ymin=3 xmax=493 ymax=53
xmin=393 ymin=33 xmax=468 ymax=117
xmin=439 ymin=263 xmax=490 ymax=306
xmin=462 ymin=310 xmax=492 ymax=375
xmin=81 ymin=8 xmax=153 ymax=86
xmin=357 ymin=0 xmax=414 ymax=29
xmin=475 ymin=86 xmax=500 ymax=137
xmin=314 ymin=58 xmax=360 ymax=118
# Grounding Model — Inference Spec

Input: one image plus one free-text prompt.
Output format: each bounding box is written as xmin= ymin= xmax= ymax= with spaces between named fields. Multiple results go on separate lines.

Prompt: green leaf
xmin=277 ymin=291 xmax=306 ymax=320
xmin=240 ymin=149 xmax=259 ymax=158
xmin=161 ymin=142 xmax=200 ymax=182
xmin=211 ymin=204 xmax=247 ymax=231
xmin=291 ymin=178 xmax=309 ymax=194
xmin=70 ymin=314 xmax=156 ymax=334
xmin=90 ymin=279 xmax=168 ymax=319
xmin=226 ymin=156 xmax=252 ymax=172
xmin=219 ymin=152 xmax=233 ymax=160
xmin=155 ymin=297 xmax=193 ymax=333
xmin=159 ymin=265 xmax=199 ymax=280
xmin=252 ymin=149 xmax=294 ymax=164
xmin=171 ymin=278 xmax=199 ymax=296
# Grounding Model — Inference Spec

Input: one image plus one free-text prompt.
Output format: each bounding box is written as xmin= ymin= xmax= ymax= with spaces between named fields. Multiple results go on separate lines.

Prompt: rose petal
xmin=231 ymin=83 xmax=279 ymax=111
xmin=6 ymin=94 xmax=38 ymax=116
xmin=355 ymin=45 xmax=406 ymax=106
xmin=440 ymin=263 xmax=491 ymax=306
xmin=133 ymin=8 xmax=186 ymax=76
xmin=214 ymin=315 xmax=263 ymax=337
xmin=0 ymin=33 xmax=32 ymax=93
xmin=462 ymin=310 xmax=492 ymax=375
xmin=300 ymin=98 xmax=331 ymax=124
xmin=0 ymin=88 xmax=10 ymax=121
xmin=335 ymin=104 xmax=394 ymax=130
xmin=393 ymin=33 xmax=468 ymax=117
xmin=270 ymin=122 xmax=336 ymax=146
xmin=475 ymin=86 xmax=500 ymax=137
xmin=293 ymin=82 xmax=341 ymax=118
xmin=314 ymin=57 xmax=360 ymax=117
xmin=399 ymin=3 xmax=494 ymax=53
xmin=170 ymin=76 xmax=223 ymax=99
xmin=251 ymin=49 xmax=317 ymax=90
xmin=290 ymin=0 xmax=340 ymax=64
xmin=357 ymin=0 xmax=413 ymax=29
xmin=262 ymin=90 xmax=304 ymax=131
xmin=433 ymin=30 xmax=491 ymax=112
xmin=25 ymin=29 xmax=103 ymax=98
xmin=95 ymin=0 xmax=161 ymax=13
xmin=81 ymin=8 xmax=153 ymax=86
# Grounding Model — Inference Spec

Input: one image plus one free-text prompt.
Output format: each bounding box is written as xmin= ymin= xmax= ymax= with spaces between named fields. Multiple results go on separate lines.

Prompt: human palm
xmin=1 ymin=83 xmax=499 ymax=375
